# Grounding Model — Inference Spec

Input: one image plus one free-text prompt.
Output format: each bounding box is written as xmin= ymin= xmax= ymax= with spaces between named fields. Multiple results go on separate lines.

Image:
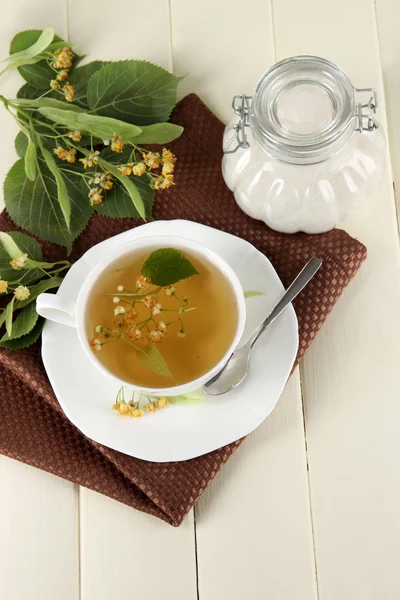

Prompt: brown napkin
xmin=0 ymin=94 xmax=366 ymax=526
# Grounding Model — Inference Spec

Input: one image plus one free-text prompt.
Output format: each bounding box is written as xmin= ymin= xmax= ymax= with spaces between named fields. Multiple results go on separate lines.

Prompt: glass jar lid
xmin=249 ymin=56 xmax=372 ymax=164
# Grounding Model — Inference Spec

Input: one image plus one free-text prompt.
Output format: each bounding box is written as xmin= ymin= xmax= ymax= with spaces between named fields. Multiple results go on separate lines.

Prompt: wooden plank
xmin=80 ymin=492 xmax=197 ymax=600
xmin=67 ymin=2 xmax=197 ymax=598
xmin=195 ymin=374 xmax=318 ymax=600
xmin=375 ymin=0 xmax=400 ymax=225
xmin=0 ymin=4 xmax=79 ymax=599
xmin=0 ymin=457 xmax=79 ymax=600
xmin=170 ymin=4 xmax=318 ymax=599
xmin=272 ymin=1 xmax=400 ymax=598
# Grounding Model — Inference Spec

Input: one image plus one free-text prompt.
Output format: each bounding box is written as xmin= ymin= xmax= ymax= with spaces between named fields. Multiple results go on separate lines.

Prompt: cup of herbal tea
xmin=36 ymin=236 xmax=246 ymax=396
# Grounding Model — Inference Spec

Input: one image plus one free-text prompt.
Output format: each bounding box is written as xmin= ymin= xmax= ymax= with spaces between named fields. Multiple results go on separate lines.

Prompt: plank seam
xmin=299 ymin=365 xmax=321 ymax=600
xmin=193 ymin=507 xmax=200 ymax=600
xmin=167 ymin=0 xmax=175 ymax=73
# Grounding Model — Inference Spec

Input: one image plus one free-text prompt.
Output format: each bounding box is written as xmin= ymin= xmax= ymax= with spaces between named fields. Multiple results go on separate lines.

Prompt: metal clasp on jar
xmin=223 ymin=95 xmax=252 ymax=154
xmin=353 ymin=88 xmax=379 ymax=132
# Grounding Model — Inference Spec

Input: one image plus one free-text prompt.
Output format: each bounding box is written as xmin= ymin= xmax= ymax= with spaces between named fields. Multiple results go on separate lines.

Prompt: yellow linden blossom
xmin=113 ymin=402 xmax=130 ymax=415
xmin=114 ymin=305 xmax=125 ymax=316
xmin=51 ymin=47 xmax=74 ymax=69
xmin=132 ymin=408 xmax=143 ymax=418
xmin=132 ymin=162 xmax=146 ymax=176
xmin=14 ymin=285 xmax=30 ymax=301
xmin=50 ymin=79 xmax=60 ymax=90
xmin=125 ymin=308 xmax=138 ymax=322
xmin=143 ymin=152 xmax=160 ymax=170
xmin=158 ymin=397 xmax=168 ymax=408
xmin=99 ymin=172 xmax=114 ymax=190
xmin=162 ymin=161 xmax=175 ymax=176
xmin=0 ymin=278 xmax=8 ymax=294
xmin=90 ymin=338 xmax=102 ymax=352
xmin=54 ymin=147 xmax=77 ymax=163
xmin=56 ymin=69 xmax=69 ymax=82
xmin=146 ymin=402 xmax=156 ymax=413
xmin=152 ymin=303 xmax=162 ymax=315
xmin=148 ymin=329 xmax=164 ymax=343
xmin=63 ymin=82 xmax=74 ymax=102
xmin=117 ymin=164 xmax=132 ymax=176
xmin=157 ymin=321 xmax=167 ymax=331
xmin=80 ymin=151 xmax=100 ymax=168
xmin=111 ymin=133 xmax=124 ymax=153
xmin=88 ymin=187 xmax=103 ymax=206
xmin=67 ymin=130 xmax=82 ymax=142
xmin=162 ymin=148 xmax=177 ymax=164
xmin=150 ymin=174 xmax=174 ymax=190
xmin=143 ymin=295 xmax=156 ymax=309
xmin=164 ymin=285 xmax=176 ymax=296
xmin=10 ymin=253 xmax=28 ymax=270
xmin=136 ymin=275 xmax=151 ymax=289
xmin=126 ymin=327 xmax=142 ymax=341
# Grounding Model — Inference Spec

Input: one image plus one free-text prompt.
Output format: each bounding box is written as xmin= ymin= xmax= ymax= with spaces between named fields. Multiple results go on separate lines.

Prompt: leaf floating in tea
xmin=141 ymin=248 xmax=199 ymax=286
xmin=136 ymin=343 xmax=172 ymax=379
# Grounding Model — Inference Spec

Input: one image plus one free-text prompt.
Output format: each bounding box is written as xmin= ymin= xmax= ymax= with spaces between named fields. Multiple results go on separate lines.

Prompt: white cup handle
xmin=36 ymin=293 xmax=76 ymax=328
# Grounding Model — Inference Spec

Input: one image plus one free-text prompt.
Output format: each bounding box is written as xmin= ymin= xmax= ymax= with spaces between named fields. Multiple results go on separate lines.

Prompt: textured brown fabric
xmin=0 ymin=94 xmax=367 ymax=526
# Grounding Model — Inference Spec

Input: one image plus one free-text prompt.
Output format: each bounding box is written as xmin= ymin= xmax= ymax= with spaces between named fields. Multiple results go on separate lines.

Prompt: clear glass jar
xmin=222 ymin=56 xmax=386 ymax=234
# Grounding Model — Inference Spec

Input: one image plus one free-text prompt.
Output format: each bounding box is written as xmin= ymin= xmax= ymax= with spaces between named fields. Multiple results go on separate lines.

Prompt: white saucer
xmin=41 ymin=220 xmax=298 ymax=462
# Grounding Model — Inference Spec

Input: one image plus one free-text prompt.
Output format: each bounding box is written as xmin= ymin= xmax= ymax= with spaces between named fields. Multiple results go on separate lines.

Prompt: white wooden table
xmin=1 ymin=1 xmax=400 ymax=598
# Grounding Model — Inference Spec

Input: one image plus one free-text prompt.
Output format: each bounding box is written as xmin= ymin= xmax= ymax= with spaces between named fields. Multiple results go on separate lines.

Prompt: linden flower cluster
xmin=112 ymin=387 xmax=168 ymax=418
xmin=117 ymin=148 xmax=177 ymax=190
xmin=0 ymin=254 xmax=32 ymax=301
xmin=90 ymin=274 xmax=195 ymax=357
xmin=49 ymin=47 xmax=75 ymax=102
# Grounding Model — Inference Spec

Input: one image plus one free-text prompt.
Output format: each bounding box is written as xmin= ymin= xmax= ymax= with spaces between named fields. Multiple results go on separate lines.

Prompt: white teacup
xmin=36 ymin=235 xmax=246 ymax=396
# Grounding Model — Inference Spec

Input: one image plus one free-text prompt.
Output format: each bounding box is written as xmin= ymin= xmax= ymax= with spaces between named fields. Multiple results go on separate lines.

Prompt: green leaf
xmin=97 ymin=158 xmax=146 ymax=219
xmin=16 ymin=83 xmax=50 ymax=100
xmin=1 ymin=301 xmax=38 ymax=341
xmin=15 ymin=130 xmax=29 ymax=157
xmin=5 ymin=297 xmax=15 ymax=337
xmin=0 ymin=317 xmax=43 ymax=350
xmin=87 ymin=60 xmax=182 ymax=125
xmin=132 ymin=123 xmax=183 ymax=144
xmin=4 ymin=158 xmax=91 ymax=249
xmin=38 ymin=107 xmax=142 ymax=143
xmin=17 ymin=97 xmax=85 ymax=112
xmin=68 ymin=61 xmax=109 ymax=108
xmin=5 ymin=28 xmax=54 ymax=69
xmin=24 ymin=140 xmax=37 ymax=181
xmin=16 ymin=276 xmax=63 ymax=308
xmin=244 ymin=290 xmax=264 ymax=298
xmin=136 ymin=343 xmax=172 ymax=379
xmin=0 ymin=231 xmax=43 ymax=284
xmin=168 ymin=391 xmax=207 ymax=404
xmin=40 ymin=147 xmax=71 ymax=230
xmin=141 ymin=248 xmax=199 ymax=286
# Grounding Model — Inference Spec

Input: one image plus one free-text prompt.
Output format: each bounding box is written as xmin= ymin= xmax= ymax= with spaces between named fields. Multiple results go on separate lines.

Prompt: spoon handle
xmin=249 ymin=257 xmax=322 ymax=350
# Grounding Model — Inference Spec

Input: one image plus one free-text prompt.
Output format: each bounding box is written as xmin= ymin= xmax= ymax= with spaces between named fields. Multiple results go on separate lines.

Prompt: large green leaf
xmin=4 ymin=158 xmax=92 ymax=249
xmin=97 ymin=158 xmax=145 ymax=219
xmin=1 ymin=301 xmax=38 ymax=341
xmin=17 ymin=83 xmax=51 ymax=100
xmin=38 ymin=107 xmax=142 ymax=143
xmin=68 ymin=61 xmax=109 ymax=108
xmin=0 ymin=231 xmax=42 ymax=284
xmin=0 ymin=317 xmax=44 ymax=349
xmin=131 ymin=123 xmax=183 ymax=144
xmin=87 ymin=60 xmax=181 ymax=125
xmin=141 ymin=248 xmax=199 ymax=286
